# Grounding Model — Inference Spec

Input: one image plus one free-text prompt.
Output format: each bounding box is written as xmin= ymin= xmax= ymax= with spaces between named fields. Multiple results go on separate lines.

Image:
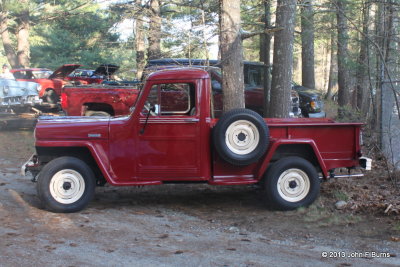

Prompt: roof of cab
xmin=146 ymin=67 xmax=209 ymax=81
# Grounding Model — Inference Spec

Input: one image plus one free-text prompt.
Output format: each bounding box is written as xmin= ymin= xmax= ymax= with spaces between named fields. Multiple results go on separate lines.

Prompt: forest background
xmin=0 ymin=0 xmax=399 ymax=168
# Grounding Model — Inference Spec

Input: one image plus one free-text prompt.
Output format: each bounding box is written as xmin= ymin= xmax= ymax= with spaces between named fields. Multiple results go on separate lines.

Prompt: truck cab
xmin=23 ymin=68 xmax=371 ymax=213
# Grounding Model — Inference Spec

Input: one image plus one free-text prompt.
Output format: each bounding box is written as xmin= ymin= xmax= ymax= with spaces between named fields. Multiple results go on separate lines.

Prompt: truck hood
xmin=49 ymin=64 xmax=81 ymax=80
xmin=93 ymin=64 xmax=119 ymax=77
xmin=292 ymin=85 xmax=322 ymax=99
xmin=35 ymin=116 xmax=109 ymax=141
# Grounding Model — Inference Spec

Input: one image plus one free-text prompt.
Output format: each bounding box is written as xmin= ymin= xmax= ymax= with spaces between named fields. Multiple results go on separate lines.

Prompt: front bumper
xmin=21 ymin=154 xmax=41 ymax=181
xmin=1 ymin=95 xmax=42 ymax=108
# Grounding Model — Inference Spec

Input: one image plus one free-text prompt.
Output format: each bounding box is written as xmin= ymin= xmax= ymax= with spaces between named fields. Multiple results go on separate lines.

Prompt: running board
xmin=320 ymin=173 xmax=364 ymax=179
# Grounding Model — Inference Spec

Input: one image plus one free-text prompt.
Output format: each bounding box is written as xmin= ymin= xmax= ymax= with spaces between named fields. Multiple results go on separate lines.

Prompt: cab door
xmin=136 ymin=81 xmax=202 ymax=180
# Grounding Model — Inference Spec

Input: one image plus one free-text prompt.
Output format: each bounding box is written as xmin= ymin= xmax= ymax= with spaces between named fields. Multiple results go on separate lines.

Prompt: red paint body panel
xmin=33 ymin=68 xmax=363 ymax=186
xmin=61 ymin=85 xmax=139 ymax=116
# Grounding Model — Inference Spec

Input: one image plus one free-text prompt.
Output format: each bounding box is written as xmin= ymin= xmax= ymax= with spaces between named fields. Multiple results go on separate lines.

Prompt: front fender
xmin=35 ymin=140 xmax=112 ymax=183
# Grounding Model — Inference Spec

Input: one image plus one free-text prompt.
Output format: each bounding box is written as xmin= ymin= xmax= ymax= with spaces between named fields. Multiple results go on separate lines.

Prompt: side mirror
xmin=151 ymin=105 xmax=157 ymax=113
xmin=212 ymin=80 xmax=222 ymax=91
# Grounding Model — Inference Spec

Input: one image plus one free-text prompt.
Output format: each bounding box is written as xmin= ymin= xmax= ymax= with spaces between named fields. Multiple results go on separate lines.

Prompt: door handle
xmin=184 ymin=118 xmax=199 ymax=123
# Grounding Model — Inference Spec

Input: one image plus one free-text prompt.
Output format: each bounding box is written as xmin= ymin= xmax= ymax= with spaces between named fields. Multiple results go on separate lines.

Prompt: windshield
xmin=33 ymin=70 xmax=53 ymax=79
xmin=128 ymin=82 xmax=146 ymax=114
xmin=13 ymin=70 xmax=53 ymax=79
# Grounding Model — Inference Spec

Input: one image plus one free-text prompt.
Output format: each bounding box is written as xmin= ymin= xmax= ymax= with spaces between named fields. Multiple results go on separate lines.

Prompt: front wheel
xmin=37 ymin=157 xmax=96 ymax=213
xmin=262 ymin=156 xmax=320 ymax=210
xmin=44 ymin=89 xmax=59 ymax=104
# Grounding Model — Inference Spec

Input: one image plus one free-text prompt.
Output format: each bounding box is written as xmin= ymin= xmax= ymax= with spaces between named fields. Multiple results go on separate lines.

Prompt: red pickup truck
xmin=22 ymin=68 xmax=371 ymax=213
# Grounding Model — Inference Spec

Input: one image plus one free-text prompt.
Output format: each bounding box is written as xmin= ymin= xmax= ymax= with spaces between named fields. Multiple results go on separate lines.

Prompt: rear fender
xmin=257 ymin=139 xmax=328 ymax=179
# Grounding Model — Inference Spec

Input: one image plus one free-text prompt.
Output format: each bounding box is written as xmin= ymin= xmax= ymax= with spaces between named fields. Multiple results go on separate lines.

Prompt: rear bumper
xmin=359 ymin=157 xmax=372 ymax=171
xmin=308 ymin=111 xmax=326 ymax=118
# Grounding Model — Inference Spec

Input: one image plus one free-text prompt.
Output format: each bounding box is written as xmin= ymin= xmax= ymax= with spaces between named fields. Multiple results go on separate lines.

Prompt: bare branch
xmin=241 ymin=27 xmax=283 ymax=40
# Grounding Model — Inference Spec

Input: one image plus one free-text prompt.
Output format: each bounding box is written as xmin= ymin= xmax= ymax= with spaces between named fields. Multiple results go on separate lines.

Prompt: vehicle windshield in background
xmin=13 ymin=70 xmax=53 ymax=79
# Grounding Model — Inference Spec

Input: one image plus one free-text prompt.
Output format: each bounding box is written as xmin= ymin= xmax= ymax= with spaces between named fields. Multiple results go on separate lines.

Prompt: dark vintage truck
xmin=22 ymin=68 xmax=371 ymax=213
xmin=60 ymin=64 xmax=301 ymax=118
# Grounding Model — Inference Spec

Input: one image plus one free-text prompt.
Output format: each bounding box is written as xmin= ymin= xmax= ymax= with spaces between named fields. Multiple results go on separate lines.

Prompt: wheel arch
xmin=83 ymin=102 xmax=115 ymax=116
xmin=257 ymin=140 xmax=328 ymax=179
xmin=36 ymin=145 xmax=108 ymax=186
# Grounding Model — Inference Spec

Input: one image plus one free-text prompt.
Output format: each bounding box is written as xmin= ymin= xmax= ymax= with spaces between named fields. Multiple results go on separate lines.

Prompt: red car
xmin=11 ymin=64 xmax=81 ymax=104
xmin=23 ymin=68 xmax=371 ymax=213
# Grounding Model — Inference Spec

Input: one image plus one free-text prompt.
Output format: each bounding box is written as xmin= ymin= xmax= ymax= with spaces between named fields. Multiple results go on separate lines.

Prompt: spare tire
xmin=213 ymin=108 xmax=269 ymax=166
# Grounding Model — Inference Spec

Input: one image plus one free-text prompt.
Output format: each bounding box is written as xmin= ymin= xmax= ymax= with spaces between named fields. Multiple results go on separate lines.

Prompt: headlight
xmin=3 ymin=85 xmax=9 ymax=96
xmin=37 ymin=84 xmax=42 ymax=92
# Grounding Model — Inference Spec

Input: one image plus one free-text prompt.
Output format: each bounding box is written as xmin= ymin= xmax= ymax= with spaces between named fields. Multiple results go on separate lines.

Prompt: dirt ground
xmin=0 ymin=129 xmax=399 ymax=266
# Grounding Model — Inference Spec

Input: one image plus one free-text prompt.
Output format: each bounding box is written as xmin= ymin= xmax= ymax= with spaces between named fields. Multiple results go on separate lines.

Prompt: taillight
xmin=310 ymin=101 xmax=316 ymax=109
xmin=61 ymin=93 xmax=68 ymax=109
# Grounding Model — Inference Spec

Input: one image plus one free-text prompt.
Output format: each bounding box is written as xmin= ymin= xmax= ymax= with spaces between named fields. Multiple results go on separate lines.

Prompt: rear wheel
xmin=37 ymin=157 xmax=95 ymax=213
xmin=262 ymin=156 xmax=320 ymax=210
xmin=85 ymin=110 xmax=111 ymax=117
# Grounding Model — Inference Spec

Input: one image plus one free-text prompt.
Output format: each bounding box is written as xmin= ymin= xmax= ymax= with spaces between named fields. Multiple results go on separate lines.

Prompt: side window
xmin=14 ymin=71 xmax=24 ymax=79
xmin=142 ymin=83 xmax=195 ymax=116
xmin=248 ymin=67 xmax=263 ymax=87
xmin=244 ymin=65 xmax=264 ymax=88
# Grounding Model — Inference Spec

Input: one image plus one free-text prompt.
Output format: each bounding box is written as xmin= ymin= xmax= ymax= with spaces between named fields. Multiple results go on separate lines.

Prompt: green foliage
xmin=30 ymin=5 xmax=133 ymax=72
xmin=333 ymin=190 xmax=349 ymax=201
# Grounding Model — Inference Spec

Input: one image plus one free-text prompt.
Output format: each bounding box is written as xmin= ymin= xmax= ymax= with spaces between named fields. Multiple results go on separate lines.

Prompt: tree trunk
xmin=201 ymin=6 xmax=210 ymax=65
xmin=374 ymin=1 xmax=384 ymax=130
xmin=260 ymin=0 xmax=271 ymax=117
xmin=135 ymin=0 xmax=145 ymax=79
xmin=0 ymin=12 xmax=19 ymax=68
xmin=219 ymin=0 xmax=245 ymax=112
xmin=336 ymin=0 xmax=350 ymax=108
xmin=269 ymin=0 xmax=297 ymax=118
xmin=300 ymin=0 xmax=315 ymax=89
xmin=326 ymin=31 xmax=336 ymax=100
xmin=16 ymin=5 xmax=30 ymax=68
xmin=355 ymin=1 xmax=369 ymax=114
xmin=147 ymin=0 xmax=161 ymax=60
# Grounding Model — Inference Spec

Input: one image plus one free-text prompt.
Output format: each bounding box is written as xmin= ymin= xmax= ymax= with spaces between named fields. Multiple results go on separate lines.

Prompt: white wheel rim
xmin=225 ymin=120 xmax=260 ymax=155
xmin=49 ymin=169 xmax=85 ymax=204
xmin=277 ymin=168 xmax=310 ymax=203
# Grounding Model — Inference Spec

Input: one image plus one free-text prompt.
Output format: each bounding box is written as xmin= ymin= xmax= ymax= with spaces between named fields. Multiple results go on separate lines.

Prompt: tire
xmin=45 ymin=90 xmax=59 ymax=104
xmin=213 ymin=108 xmax=269 ymax=166
xmin=85 ymin=111 xmax=111 ymax=117
xmin=37 ymin=157 xmax=96 ymax=213
xmin=262 ymin=156 xmax=320 ymax=210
